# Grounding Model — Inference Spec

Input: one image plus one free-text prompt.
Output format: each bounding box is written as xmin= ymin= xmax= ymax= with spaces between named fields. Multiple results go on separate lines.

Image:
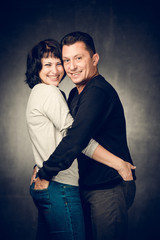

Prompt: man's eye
xmin=57 ymin=63 xmax=62 ymax=66
xmin=77 ymin=57 xmax=82 ymax=60
xmin=63 ymin=59 xmax=69 ymax=63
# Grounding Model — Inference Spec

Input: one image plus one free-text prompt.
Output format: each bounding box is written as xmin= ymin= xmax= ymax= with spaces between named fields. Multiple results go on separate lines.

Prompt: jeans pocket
xmin=123 ymin=180 xmax=136 ymax=210
xmin=30 ymin=183 xmax=51 ymax=211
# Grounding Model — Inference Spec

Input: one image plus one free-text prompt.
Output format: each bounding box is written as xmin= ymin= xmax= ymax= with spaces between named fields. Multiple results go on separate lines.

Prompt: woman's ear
xmin=92 ymin=53 xmax=99 ymax=66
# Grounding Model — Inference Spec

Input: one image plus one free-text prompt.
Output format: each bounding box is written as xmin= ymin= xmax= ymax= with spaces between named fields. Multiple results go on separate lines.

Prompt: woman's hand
xmin=117 ymin=161 xmax=136 ymax=181
xmin=91 ymin=145 xmax=136 ymax=180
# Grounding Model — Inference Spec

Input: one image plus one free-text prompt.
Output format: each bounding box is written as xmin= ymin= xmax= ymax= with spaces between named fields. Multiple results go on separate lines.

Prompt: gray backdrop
xmin=0 ymin=0 xmax=159 ymax=239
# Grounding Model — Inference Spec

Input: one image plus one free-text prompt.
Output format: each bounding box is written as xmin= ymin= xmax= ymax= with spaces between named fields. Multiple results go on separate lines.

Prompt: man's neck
xmin=77 ymin=85 xmax=86 ymax=94
xmin=76 ymin=72 xmax=99 ymax=94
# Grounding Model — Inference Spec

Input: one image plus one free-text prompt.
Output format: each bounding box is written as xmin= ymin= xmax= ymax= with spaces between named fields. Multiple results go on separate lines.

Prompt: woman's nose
xmin=51 ymin=65 xmax=58 ymax=73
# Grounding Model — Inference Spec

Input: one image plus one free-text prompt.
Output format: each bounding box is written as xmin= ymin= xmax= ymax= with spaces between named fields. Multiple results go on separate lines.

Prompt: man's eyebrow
xmin=74 ymin=54 xmax=82 ymax=57
xmin=63 ymin=54 xmax=82 ymax=59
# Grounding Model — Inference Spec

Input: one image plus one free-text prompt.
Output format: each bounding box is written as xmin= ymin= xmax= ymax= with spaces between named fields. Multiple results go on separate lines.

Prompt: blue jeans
xmin=30 ymin=181 xmax=85 ymax=240
xmin=80 ymin=180 xmax=136 ymax=240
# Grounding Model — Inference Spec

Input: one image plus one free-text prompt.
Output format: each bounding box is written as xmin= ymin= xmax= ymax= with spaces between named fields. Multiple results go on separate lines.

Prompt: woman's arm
xmin=91 ymin=145 xmax=136 ymax=180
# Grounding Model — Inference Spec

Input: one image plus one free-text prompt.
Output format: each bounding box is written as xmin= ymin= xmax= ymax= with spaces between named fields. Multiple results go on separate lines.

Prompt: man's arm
xmin=38 ymin=86 xmax=112 ymax=180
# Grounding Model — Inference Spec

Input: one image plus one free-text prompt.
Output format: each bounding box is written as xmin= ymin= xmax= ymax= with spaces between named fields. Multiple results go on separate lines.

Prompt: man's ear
xmin=92 ymin=53 xmax=99 ymax=66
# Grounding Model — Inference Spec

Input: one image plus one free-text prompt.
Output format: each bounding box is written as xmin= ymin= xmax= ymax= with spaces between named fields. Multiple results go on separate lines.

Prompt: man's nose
xmin=69 ymin=60 xmax=77 ymax=70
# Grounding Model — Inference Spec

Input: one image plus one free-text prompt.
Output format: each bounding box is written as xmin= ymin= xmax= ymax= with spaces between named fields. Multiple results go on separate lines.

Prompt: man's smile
xmin=69 ymin=71 xmax=82 ymax=76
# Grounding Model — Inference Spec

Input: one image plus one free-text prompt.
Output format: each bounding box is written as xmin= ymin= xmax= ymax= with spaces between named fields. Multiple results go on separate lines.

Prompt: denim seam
xmin=62 ymin=186 xmax=74 ymax=240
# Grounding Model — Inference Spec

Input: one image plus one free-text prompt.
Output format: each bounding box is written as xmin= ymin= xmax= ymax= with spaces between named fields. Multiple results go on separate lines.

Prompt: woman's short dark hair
xmin=61 ymin=31 xmax=96 ymax=57
xmin=25 ymin=39 xmax=65 ymax=89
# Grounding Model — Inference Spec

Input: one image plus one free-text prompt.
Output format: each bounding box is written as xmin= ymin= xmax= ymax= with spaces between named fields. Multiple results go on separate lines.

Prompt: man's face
xmin=62 ymin=41 xmax=99 ymax=87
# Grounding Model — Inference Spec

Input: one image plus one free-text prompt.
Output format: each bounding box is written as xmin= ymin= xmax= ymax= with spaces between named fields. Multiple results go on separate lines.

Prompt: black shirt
xmin=38 ymin=75 xmax=135 ymax=189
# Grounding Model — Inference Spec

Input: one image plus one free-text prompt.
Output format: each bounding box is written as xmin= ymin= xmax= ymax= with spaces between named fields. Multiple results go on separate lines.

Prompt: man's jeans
xmin=30 ymin=181 xmax=85 ymax=240
xmin=80 ymin=180 xmax=136 ymax=240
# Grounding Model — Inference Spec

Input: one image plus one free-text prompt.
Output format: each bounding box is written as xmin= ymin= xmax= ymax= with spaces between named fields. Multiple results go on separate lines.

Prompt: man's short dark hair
xmin=25 ymin=39 xmax=64 ymax=89
xmin=61 ymin=31 xmax=96 ymax=57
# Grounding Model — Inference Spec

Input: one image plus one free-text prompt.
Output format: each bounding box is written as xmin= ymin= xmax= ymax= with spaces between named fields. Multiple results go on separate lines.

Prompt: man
xmin=37 ymin=32 xmax=136 ymax=240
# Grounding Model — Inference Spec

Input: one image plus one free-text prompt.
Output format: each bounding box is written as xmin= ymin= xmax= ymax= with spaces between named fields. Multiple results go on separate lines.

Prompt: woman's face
xmin=39 ymin=56 xmax=64 ymax=86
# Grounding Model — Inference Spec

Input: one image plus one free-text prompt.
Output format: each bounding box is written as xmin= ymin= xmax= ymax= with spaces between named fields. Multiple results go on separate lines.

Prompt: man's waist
xmin=79 ymin=176 xmax=122 ymax=190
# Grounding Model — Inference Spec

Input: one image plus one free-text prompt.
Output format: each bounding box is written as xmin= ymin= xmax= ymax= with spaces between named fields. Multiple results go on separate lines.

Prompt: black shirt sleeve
xmin=38 ymin=86 xmax=108 ymax=181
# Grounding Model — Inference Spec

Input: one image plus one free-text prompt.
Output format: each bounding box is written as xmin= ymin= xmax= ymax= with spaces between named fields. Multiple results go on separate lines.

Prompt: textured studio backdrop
xmin=0 ymin=0 xmax=159 ymax=239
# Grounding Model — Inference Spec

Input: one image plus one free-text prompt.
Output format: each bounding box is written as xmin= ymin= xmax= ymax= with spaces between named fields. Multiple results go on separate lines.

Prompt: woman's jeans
xmin=30 ymin=181 xmax=85 ymax=240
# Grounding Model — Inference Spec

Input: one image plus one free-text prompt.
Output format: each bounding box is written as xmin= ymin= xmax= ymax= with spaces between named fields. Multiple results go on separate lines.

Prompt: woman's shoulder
xmin=32 ymin=84 xmax=67 ymax=107
xmin=33 ymin=83 xmax=56 ymax=91
xmin=32 ymin=83 xmax=60 ymax=96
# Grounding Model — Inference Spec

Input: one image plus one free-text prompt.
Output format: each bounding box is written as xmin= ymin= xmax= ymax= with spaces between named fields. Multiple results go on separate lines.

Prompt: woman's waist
xmin=36 ymin=159 xmax=79 ymax=186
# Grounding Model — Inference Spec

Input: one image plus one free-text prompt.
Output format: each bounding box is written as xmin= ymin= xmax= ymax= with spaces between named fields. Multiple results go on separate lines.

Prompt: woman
xmin=25 ymin=39 xmax=135 ymax=240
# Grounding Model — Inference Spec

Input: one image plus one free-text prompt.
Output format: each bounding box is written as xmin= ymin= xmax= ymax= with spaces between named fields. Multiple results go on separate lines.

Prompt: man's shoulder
xmin=92 ymin=75 xmax=114 ymax=88
xmin=86 ymin=75 xmax=117 ymax=96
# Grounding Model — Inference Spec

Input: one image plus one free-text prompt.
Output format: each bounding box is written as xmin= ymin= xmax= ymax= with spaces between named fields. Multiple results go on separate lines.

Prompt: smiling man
xmin=38 ymin=32 xmax=136 ymax=240
xmin=62 ymin=41 xmax=99 ymax=93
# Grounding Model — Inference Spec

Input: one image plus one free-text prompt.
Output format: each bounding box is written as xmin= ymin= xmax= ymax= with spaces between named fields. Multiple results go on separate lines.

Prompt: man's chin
xmin=70 ymin=77 xmax=82 ymax=84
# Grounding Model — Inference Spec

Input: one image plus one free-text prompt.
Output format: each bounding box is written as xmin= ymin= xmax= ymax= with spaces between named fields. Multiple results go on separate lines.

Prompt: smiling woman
xmin=25 ymin=39 xmax=88 ymax=240
xmin=25 ymin=39 xmax=66 ymax=89
xmin=39 ymin=57 xmax=64 ymax=86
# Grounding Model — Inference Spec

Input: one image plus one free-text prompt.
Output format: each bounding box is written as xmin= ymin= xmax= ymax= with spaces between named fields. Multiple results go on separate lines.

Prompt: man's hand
xmin=30 ymin=167 xmax=37 ymax=185
xmin=117 ymin=161 xmax=136 ymax=181
xmin=34 ymin=177 xmax=49 ymax=190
